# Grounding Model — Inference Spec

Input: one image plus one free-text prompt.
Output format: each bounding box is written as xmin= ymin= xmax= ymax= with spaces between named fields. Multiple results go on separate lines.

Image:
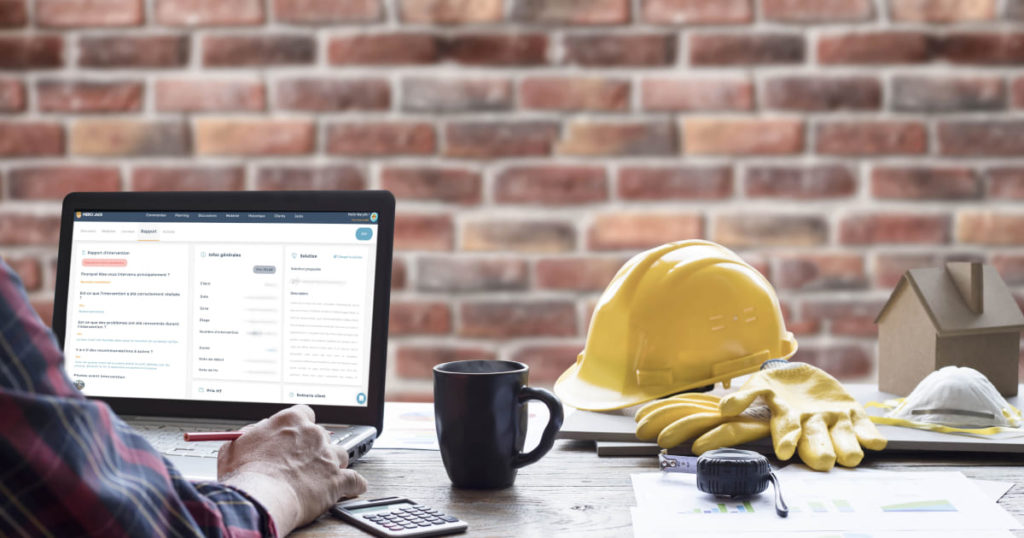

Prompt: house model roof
xmin=875 ymin=264 xmax=1024 ymax=336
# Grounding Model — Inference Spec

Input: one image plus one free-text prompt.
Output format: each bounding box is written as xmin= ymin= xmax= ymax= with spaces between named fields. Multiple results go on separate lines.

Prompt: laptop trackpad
xmin=167 ymin=455 xmax=218 ymax=481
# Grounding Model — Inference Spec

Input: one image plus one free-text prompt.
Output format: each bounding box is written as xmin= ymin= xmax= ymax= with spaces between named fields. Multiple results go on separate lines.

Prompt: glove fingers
xmin=767 ymin=401 xmax=801 ymax=461
xmin=635 ymin=395 xmax=719 ymax=423
xmin=830 ymin=415 xmax=864 ymax=468
xmin=635 ymin=402 xmax=718 ymax=441
xmin=850 ymin=408 xmax=888 ymax=451
xmin=797 ymin=414 xmax=836 ymax=472
xmin=719 ymin=388 xmax=770 ymax=418
xmin=692 ymin=419 xmax=771 ymax=455
xmin=657 ymin=413 xmax=723 ymax=449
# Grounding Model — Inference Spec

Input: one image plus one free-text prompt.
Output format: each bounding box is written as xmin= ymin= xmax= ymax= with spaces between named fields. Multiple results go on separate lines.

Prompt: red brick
xmin=874 ymin=252 xmax=983 ymax=288
xmin=392 ymin=258 xmax=407 ymax=290
xmin=495 ymin=166 xmax=608 ymax=204
xmin=746 ymin=165 xmax=856 ymax=199
xmin=619 ymin=166 xmax=732 ymax=200
xmin=803 ymin=300 xmax=884 ymax=337
xmin=0 ymin=214 xmax=61 ymax=245
xmin=448 ymin=34 xmax=547 ymax=65
xmin=957 ymin=212 xmax=1024 ymax=245
xmin=256 ymin=166 xmax=366 ymax=190
xmin=780 ymin=301 xmax=821 ymax=336
xmin=992 ymin=254 xmax=1024 ymax=286
xmin=522 ymin=77 xmax=629 ymax=111
xmin=816 ymin=121 xmax=927 ymax=155
xmin=764 ymin=76 xmax=880 ymax=111
xmin=1015 ymin=78 xmax=1024 ymax=108
xmin=939 ymin=121 xmax=1024 ymax=156
xmin=462 ymin=221 xmax=575 ymax=253
xmin=9 ymin=167 xmax=120 ymax=199
xmin=509 ymin=345 xmax=584 ymax=383
xmin=417 ymin=257 xmax=527 ymax=292
xmin=891 ymin=0 xmax=995 ymax=21
xmin=514 ymin=0 xmax=630 ymax=24
xmin=713 ymin=214 xmax=828 ymax=248
xmin=382 ymin=167 xmax=481 ymax=205
xmin=642 ymin=0 xmax=751 ymax=23
xmin=275 ymin=78 xmax=389 ymax=111
xmin=989 ymin=168 xmax=1024 ymax=199
xmin=0 ymin=0 xmax=26 ymax=27
xmin=445 ymin=121 xmax=560 ymax=158
xmin=4 ymin=257 xmax=41 ymax=291
xmin=818 ymin=32 xmax=933 ymax=64
xmin=401 ymin=78 xmax=512 ymax=113
xmin=203 ymin=35 xmax=314 ymax=66
xmin=326 ymin=122 xmax=435 ymax=156
xmin=536 ymin=257 xmax=625 ymax=291
xmin=775 ymin=254 xmax=866 ymax=291
xmin=0 ymin=122 xmax=63 ymax=156
xmin=132 ymin=166 xmax=245 ymax=191
xmin=564 ymin=34 xmax=673 ymax=66
xmin=395 ymin=346 xmax=496 ymax=379
xmin=80 ymin=36 xmax=188 ymax=68
xmin=0 ymin=36 xmax=63 ymax=69
xmin=792 ymin=345 xmax=873 ymax=380
xmin=0 ymin=79 xmax=25 ymax=112
xmin=396 ymin=215 xmax=454 ymax=251
xmin=459 ymin=302 xmax=577 ymax=338
xmin=156 ymin=79 xmax=264 ymax=112
xmin=70 ymin=120 xmax=187 ymax=156
xmin=684 ymin=118 xmax=803 ymax=155
xmin=390 ymin=302 xmax=451 ymax=335
xmin=892 ymin=76 xmax=1005 ymax=112
xmin=38 ymin=0 xmax=142 ymax=27
xmin=328 ymin=34 xmax=438 ymax=65
xmin=37 ymin=80 xmax=142 ymax=113
xmin=275 ymin=0 xmax=381 ymax=22
xmin=557 ymin=121 xmax=676 ymax=156
xmin=641 ymin=78 xmax=753 ymax=111
xmin=589 ymin=213 xmax=702 ymax=250
xmin=872 ymin=167 xmax=980 ymax=200
xmin=840 ymin=213 xmax=950 ymax=245
xmin=194 ymin=118 xmax=313 ymax=156
xmin=157 ymin=0 xmax=264 ymax=26
xmin=690 ymin=34 xmax=803 ymax=65
xmin=31 ymin=299 xmax=54 ymax=327
xmin=763 ymin=0 xmax=873 ymax=21
xmin=400 ymin=0 xmax=502 ymax=23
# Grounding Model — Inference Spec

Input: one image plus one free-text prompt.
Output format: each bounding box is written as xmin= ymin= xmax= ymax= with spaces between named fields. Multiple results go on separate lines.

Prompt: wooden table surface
xmin=294 ymin=440 xmax=1024 ymax=537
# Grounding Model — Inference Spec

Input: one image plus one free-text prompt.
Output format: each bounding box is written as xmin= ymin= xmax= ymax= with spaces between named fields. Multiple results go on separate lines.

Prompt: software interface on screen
xmin=63 ymin=210 xmax=379 ymax=407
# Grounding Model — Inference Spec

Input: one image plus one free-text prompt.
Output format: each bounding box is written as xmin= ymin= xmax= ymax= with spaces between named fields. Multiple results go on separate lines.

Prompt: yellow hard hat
xmin=554 ymin=240 xmax=797 ymax=411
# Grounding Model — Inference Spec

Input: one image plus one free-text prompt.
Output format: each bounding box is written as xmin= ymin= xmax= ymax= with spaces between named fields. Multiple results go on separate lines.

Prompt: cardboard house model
xmin=875 ymin=262 xmax=1024 ymax=397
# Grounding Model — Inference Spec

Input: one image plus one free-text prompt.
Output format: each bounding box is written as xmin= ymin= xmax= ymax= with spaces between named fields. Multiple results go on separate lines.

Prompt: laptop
xmin=51 ymin=191 xmax=394 ymax=480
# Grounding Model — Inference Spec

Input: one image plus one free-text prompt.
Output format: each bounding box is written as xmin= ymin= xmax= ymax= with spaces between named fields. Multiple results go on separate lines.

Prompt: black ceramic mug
xmin=433 ymin=360 xmax=564 ymax=489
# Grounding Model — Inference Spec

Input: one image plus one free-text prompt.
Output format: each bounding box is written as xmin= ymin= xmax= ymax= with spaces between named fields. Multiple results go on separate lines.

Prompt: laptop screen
xmin=62 ymin=210 xmax=379 ymax=408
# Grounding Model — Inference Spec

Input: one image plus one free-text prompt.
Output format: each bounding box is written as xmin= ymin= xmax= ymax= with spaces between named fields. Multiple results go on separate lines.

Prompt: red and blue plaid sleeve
xmin=0 ymin=258 xmax=277 ymax=537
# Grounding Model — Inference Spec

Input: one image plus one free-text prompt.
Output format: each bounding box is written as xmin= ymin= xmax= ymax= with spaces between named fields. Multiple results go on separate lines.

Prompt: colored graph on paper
xmin=881 ymin=500 xmax=957 ymax=512
xmin=688 ymin=500 xmax=756 ymax=514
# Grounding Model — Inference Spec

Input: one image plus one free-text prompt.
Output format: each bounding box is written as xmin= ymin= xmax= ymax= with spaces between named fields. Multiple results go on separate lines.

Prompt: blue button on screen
xmin=356 ymin=227 xmax=373 ymax=240
xmin=357 ymin=392 xmax=367 ymax=404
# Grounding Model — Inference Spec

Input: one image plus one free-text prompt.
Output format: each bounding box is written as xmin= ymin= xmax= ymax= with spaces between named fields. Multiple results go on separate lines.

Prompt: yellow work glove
xmin=634 ymin=393 xmax=770 ymax=454
xmin=720 ymin=361 xmax=887 ymax=471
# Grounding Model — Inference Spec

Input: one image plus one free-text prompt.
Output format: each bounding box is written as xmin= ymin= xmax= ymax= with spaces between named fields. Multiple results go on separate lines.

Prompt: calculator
xmin=330 ymin=496 xmax=468 ymax=537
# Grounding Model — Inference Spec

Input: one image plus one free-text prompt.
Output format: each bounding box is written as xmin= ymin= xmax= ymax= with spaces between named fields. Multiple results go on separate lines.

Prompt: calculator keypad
xmin=363 ymin=505 xmax=459 ymax=533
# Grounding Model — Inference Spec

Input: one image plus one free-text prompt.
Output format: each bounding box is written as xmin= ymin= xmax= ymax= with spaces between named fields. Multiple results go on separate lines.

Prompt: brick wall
xmin=1 ymin=0 xmax=1024 ymax=400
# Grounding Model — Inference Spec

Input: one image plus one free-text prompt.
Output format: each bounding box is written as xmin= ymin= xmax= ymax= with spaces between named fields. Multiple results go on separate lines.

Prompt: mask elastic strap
xmin=867 ymin=415 xmax=1024 ymax=437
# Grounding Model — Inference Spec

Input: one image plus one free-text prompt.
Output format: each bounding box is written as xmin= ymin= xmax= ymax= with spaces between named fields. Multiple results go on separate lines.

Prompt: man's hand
xmin=218 ymin=405 xmax=367 ymax=535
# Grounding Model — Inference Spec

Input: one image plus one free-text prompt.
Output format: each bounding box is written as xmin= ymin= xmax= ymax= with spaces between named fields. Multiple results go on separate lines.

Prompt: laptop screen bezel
xmin=52 ymin=191 xmax=394 ymax=434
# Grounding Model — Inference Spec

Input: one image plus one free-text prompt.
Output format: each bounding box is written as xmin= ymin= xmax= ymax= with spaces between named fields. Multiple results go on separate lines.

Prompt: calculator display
xmin=349 ymin=502 xmax=415 ymax=515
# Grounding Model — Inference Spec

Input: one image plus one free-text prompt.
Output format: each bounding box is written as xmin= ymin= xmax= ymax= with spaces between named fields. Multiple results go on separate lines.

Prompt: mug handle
xmin=513 ymin=386 xmax=564 ymax=469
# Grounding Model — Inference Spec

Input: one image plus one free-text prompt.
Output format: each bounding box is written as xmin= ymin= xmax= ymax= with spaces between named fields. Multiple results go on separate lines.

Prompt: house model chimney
xmin=946 ymin=261 xmax=984 ymax=314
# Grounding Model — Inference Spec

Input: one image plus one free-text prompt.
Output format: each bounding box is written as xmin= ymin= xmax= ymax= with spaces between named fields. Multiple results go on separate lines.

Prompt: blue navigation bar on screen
xmin=74 ymin=211 xmax=378 ymax=225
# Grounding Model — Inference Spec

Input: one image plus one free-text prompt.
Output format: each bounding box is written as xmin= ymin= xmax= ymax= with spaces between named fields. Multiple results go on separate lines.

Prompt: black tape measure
xmin=660 ymin=448 xmax=789 ymax=518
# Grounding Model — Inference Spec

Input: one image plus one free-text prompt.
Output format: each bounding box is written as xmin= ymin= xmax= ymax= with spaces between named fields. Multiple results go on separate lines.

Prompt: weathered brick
xmin=780 ymin=301 xmax=821 ymax=336
xmin=31 ymin=300 xmax=54 ymax=327
xmin=619 ymin=166 xmax=732 ymax=200
xmin=9 ymin=167 xmax=120 ymax=199
xmin=891 ymin=0 xmax=996 ymax=21
xmin=462 ymin=220 xmax=575 ymax=253
xmin=874 ymin=252 xmax=983 ymax=288
xmin=816 ymin=121 xmax=927 ymax=155
xmin=0 ymin=36 xmax=63 ymax=69
xmin=5 ymin=257 xmax=41 ymax=291
xmin=957 ymin=212 xmax=1024 ymax=245
xmin=641 ymin=78 xmax=753 ymax=111
xmin=1015 ymin=78 xmax=1024 ymax=108
xmin=939 ymin=121 xmax=1024 ymax=156
xmin=0 ymin=214 xmax=61 ymax=245
xmin=690 ymin=34 xmax=803 ymax=65
xmin=80 ymin=36 xmax=188 ymax=67
xmin=448 ymin=34 xmax=548 ymax=65
xmin=988 ymin=168 xmax=1024 ymax=199
xmin=445 ymin=121 xmax=560 ymax=158
xmin=418 ymin=257 xmax=528 ymax=292
xmin=390 ymin=302 xmax=451 ymax=335
xmin=803 ymin=300 xmax=884 ymax=337
xmin=522 ymin=77 xmax=629 ymax=111
xmin=194 ymin=118 xmax=313 ymax=156
xmin=0 ymin=0 xmax=26 ymax=27
xmin=0 ymin=122 xmax=63 ymax=156
xmin=764 ymin=76 xmax=880 ymax=111
xmin=400 ymin=0 xmax=502 ymax=23
xmin=840 ymin=213 xmax=950 ymax=244
xmin=132 ymin=166 xmax=245 ymax=191
xmin=395 ymin=346 xmax=496 ymax=379
xmin=589 ymin=213 xmax=702 ymax=250
xmin=329 ymin=34 xmax=439 ymax=65
xmin=557 ymin=121 xmax=676 ymax=156
xmin=872 ymin=167 xmax=980 ymax=200
xmin=941 ymin=33 xmax=1024 ymax=64
xmin=402 ymin=78 xmax=512 ymax=112
xmin=37 ymin=80 xmax=143 ymax=113
xmin=276 ymin=78 xmax=389 ymax=111
xmin=793 ymin=345 xmax=873 ymax=379
xmin=392 ymin=258 xmax=407 ymax=290
xmin=396 ymin=215 xmax=454 ymax=251
xmin=274 ymin=0 xmax=381 ymax=23
xmin=459 ymin=302 xmax=577 ymax=338
xmin=509 ymin=345 xmax=582 ymax=383
xmin=564 ymin=34 xmax=674 ymax=66
xmin=381 ymin=167 xmax=481 ymax=204
xmin=0 ymin=79 xmax=25 ymax=111
xmin=203 ymin=35 xmax=314 ymax=66
xmin=713 ymin=214 xmax=828 ymax=248
xmin=818 ymin=32 xmax=933 ymax=64
xmin=683 ymin=118 xmax=803 ymax=155
xmin=746 ymin=165 xmax=856 ymax=199
xmin=536 ymin=257 xmax=626 ymax=291
xmin=892 ymin=76 xmax=1005 ymax=112
xmin=256 ymin=166 xmax=366 ymax=190
xmin=70 ymin=120 xmax=187 ymax=156
xmin=157 ymin=0 xmax=264 ymax=26
xmin=763 ymin=0 xmax=873 ymax=21
xmin=156 ymin=79 xmax=265 ymax=112
xmin=775 ymin=254 xmax=867 ymax=291
xmin=992 ymin=254 xmax=1024 ymax=286
xmin=38 ymin=0 xmax=141 ymax=27
xmin=642 ymin=0 xmax=751 ymax=23
xmin=327 ymin=123 xmax=434 ymax=156
xmin=496 ymin=166 xmax=608 ymax=204
xmin=513 ymin=0 xmax=629 ymax=24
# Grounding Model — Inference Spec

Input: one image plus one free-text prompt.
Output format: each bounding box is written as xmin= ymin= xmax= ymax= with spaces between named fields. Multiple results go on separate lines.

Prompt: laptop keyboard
xmin=131 ymin=422 xmax=236 ymax=459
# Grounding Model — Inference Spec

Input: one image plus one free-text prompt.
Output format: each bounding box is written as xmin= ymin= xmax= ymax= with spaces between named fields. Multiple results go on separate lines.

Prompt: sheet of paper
xmin=373 ymin=401 xmax=551 ymax=451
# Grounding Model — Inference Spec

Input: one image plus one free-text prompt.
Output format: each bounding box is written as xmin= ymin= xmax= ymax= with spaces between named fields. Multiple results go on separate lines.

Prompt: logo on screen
xmin=370 ymin=212 xmax=378 ymax=223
